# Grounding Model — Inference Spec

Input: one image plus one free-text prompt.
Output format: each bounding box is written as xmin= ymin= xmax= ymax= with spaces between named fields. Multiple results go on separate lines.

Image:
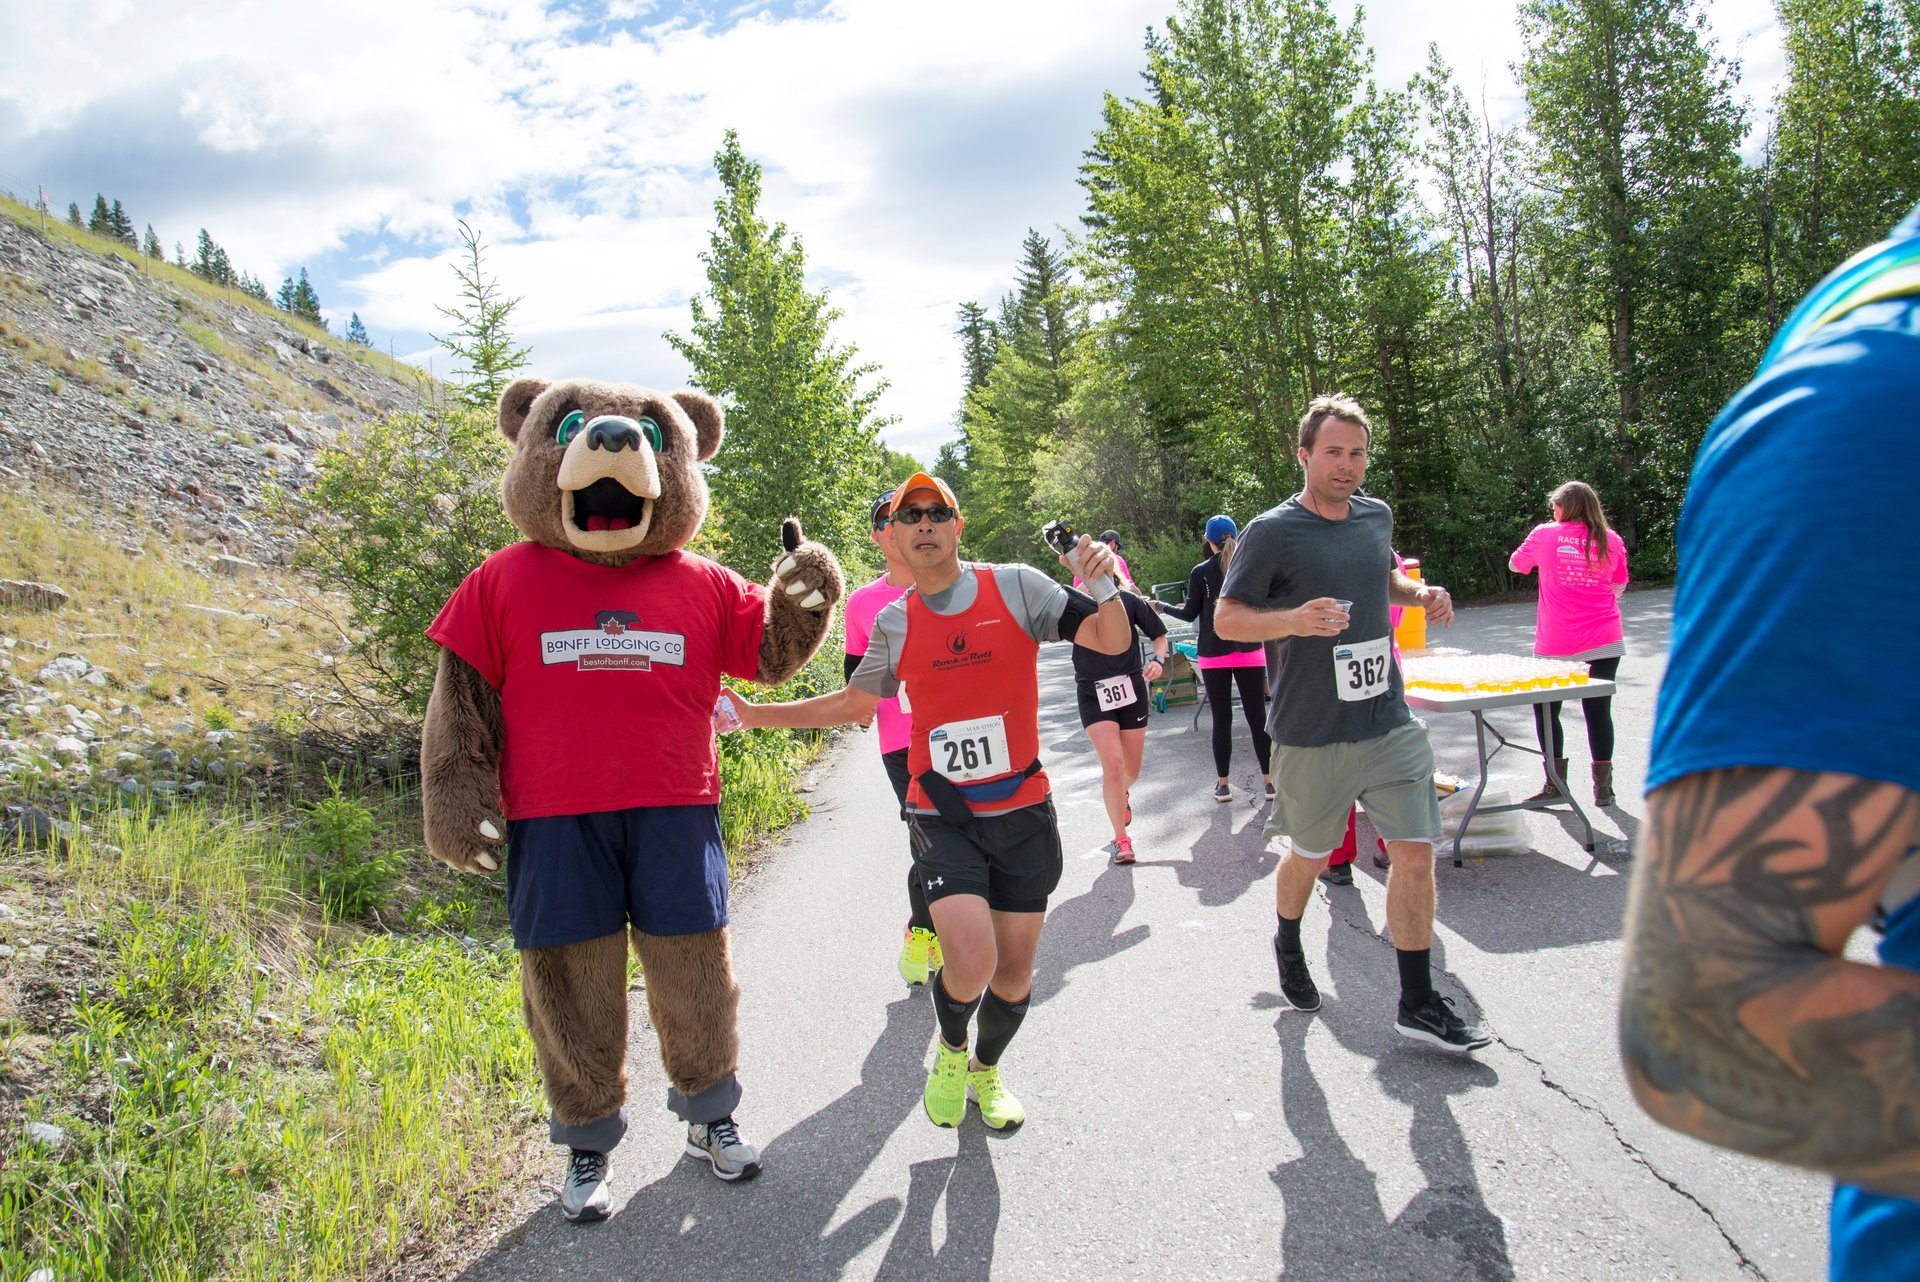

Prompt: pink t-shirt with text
xmin=1509 ymin=521 xmax=1629 ymax=657
xmin=844 ymin=573 xmax=912 ymax=754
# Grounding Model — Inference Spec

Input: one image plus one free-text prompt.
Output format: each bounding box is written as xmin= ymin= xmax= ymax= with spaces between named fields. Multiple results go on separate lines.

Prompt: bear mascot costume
xmin=420 ymin=376 xmax=843 ymax=1222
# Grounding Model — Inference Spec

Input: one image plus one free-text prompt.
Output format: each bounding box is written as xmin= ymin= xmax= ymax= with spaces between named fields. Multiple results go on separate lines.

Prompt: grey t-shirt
xmin=850 ymin=563 xmax=1075 ymax=698
xmin=1219 ymin=495 xmax=1409 ymax=747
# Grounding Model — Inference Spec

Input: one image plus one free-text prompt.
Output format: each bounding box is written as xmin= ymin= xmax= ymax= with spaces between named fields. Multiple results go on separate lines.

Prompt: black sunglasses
xmin=891 ymin=504 xmax=958 ymax=527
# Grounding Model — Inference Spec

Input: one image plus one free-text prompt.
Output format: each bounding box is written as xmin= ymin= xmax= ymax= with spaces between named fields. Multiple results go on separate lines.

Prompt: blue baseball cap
xmin=1204 ymin=514 xmax=1237 ymax=544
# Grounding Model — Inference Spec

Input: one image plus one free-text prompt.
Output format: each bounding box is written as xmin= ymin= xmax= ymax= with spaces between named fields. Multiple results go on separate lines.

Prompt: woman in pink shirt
xmin=1508 ymin=481 xmax=1629 ymax=806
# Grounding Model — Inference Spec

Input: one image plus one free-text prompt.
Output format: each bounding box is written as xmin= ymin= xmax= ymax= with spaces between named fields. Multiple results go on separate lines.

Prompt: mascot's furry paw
xmin=424 ymin=796 xmax=507 ymax=874
xmin=756 ymin=517 xmax=844 ymax=685
xmin=769 ymin=517 xmax=844 ymax=616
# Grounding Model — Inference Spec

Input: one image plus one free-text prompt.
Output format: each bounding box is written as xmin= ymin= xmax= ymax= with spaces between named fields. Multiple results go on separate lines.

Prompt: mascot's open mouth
xmin=569 ymin=477 xmax=649 ymax=533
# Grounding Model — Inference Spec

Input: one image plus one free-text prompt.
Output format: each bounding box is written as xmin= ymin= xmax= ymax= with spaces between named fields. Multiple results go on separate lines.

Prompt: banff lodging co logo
xmin=540 ymin=609 xmax=688 ymax=671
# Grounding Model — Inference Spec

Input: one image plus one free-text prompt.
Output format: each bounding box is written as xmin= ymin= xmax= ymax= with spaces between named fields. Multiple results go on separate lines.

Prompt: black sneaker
xmin=1273 ymin=939 xmax=1321 ymax=1011
xmin=1395 ymin=994 xmax=1491 ymax=1052
xmin=560 ymin=1148 xmax=611 ymax=1222
xmin=1318 ymin=861 xmax=1354 ymax=886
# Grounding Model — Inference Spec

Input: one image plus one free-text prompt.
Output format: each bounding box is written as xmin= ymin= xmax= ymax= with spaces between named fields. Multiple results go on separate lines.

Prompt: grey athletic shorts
xmin=1263 ymin=720 xmax=1442 ymax=854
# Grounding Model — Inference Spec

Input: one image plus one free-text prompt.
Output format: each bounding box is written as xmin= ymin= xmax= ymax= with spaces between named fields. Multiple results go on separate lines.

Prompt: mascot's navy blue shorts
xmin=505 ymin=804 xmax=729 ymax=949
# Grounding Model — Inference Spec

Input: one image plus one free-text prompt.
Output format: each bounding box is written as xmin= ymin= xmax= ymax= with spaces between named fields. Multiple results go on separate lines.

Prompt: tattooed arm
xmin=1620 ymin=767 xmax=1920 ymax=1196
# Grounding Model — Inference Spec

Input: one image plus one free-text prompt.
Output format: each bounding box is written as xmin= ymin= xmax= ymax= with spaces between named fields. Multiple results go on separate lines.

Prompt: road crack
xmin=1321 ymin=897 xmax=1772 ymax=1281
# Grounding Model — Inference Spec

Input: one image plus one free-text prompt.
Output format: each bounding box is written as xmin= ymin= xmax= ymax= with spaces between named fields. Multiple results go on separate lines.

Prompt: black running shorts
xmin=907 ymin=798 xmax=1063 ymax=914
xmin=1075 ymin=672 xmax=1150 ymax=731
xmin=881 ymin=746 xmax=911 ymax=816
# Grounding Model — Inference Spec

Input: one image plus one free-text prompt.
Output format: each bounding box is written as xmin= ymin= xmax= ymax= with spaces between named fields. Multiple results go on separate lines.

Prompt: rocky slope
xmin=0 ymin=209 xmax=431 ymax=567
xmin=0 ymin=209 xmax=437 ymax=822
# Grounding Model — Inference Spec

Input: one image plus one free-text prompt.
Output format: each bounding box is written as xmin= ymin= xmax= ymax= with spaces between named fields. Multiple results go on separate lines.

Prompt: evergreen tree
xmin=174 ymin=241 xmax=186 ymax=269
xmin=290 ymin=270 xmax=323 ymax=326
xmin=88 ymin=195 xmax=111 ymax=236
xmin=107 ymin=199 xmax=135 ymax=245
xmin=66 ymin=202 xmax=82 ymax=228
xmin=958 ymin=230 xmax=1086 ymax=561
xmin=956 ymin=301 xmax=997 ymax=394
xmin=346 ymin=312 xmax=371 ymax=345
xmin=665 ymin=130 xmax=892 ymax=574
xmin=193 ymin=230 xmax=235 ymax=285
xmin=142 ymin=225 xmax=161 ymax=260
xmin=430 ymin=221 xmax=531 ymax=413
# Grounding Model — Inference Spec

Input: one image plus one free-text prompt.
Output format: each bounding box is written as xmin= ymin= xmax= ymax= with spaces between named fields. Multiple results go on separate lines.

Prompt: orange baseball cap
xmin=888 ymin=472 xmax=959 ymax=517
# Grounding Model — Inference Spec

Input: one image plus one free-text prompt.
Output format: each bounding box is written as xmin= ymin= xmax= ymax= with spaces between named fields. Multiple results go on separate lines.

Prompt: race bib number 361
xmin=1334 ymin=635 xmax=1392 ymax=702
xmin=1093 ymin=675 xmax=1137 ymax=711
xmin=929 ymin=715 xmax=1011 ymax=783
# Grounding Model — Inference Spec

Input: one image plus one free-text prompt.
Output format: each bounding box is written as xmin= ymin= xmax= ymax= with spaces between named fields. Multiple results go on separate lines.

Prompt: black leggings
xmin=1534 ymin=656 xmax=1622 ymax=762
xmin=1201 ymin=666 xmax=1273 ymax=778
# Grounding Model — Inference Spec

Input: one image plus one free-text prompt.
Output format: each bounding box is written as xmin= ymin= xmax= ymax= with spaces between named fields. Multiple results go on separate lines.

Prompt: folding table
xmin=1402 ymin=678 xmax=1618 ymax=866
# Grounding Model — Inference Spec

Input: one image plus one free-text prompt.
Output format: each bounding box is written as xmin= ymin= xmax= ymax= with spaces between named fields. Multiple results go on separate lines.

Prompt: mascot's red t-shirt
xmin=427 ymin=542 xmax=767 ymax=819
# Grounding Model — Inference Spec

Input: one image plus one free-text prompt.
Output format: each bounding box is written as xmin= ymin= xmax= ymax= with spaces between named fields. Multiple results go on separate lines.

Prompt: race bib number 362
xmin=928 ymin=715 xmax=1011 ymax=783
xmin=1334 ymin=635 xmax=1392 ymax=702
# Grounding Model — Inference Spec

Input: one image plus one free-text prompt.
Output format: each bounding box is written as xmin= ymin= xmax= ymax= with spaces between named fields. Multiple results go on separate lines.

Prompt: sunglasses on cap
xmin=890 ymin=504 xmax=958 ymax=527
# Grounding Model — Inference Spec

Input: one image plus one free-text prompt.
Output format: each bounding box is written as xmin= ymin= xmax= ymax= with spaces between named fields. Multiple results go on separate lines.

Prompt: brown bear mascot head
xmin=494 ymin=376 xmax=727 ymax=565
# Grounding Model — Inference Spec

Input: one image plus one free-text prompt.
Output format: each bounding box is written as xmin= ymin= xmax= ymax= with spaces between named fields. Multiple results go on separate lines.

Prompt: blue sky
xmin=0 ymin=0 xmax=1782 ymax=461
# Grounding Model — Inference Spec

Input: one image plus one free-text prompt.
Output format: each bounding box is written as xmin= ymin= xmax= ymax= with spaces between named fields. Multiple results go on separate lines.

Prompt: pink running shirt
xmin=844 ymin=573 xmax=912 ymax=754
xmin=1509 ymin=521 xmax=1629 ymax=657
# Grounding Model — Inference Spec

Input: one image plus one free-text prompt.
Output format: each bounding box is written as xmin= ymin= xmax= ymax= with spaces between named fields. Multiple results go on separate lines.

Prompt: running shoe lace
xmin=708 ymin=1117 xmax=743 ymax=1148
xmin=569 ymin=1149 xmax=606 ymax=1185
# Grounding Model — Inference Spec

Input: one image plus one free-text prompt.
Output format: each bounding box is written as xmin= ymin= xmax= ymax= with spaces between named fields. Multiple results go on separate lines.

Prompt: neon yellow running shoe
xmin=926 ymin=932 xmax=943 ymax=974
xmin=924 ymin=1041 xmax=968 ymax=1128
xmin=967 ymin=1063 xmax=1025 ymax=1131
xmin=898 ymin=926 xmax=937 ymax=986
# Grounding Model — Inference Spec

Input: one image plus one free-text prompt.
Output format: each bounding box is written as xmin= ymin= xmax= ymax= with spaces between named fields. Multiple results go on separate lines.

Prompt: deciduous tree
xmin=666 ymin=131 xmax=891 ymax=575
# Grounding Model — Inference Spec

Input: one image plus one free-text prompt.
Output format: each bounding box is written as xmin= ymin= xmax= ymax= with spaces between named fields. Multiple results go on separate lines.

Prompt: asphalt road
xmin=459 ymin=587 xmax=1829 ymax=1282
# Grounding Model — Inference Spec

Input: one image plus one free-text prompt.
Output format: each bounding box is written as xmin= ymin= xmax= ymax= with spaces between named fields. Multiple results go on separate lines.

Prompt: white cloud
xmin=2 ymin=0 xmax=1786 ymax=461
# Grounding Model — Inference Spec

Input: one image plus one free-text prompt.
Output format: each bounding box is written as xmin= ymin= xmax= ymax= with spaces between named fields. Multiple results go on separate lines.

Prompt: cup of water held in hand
xmin=713 ymin=693 xmax=744 ymax=734
xmin=1333 ymin=599 xmax=1353 ymax=631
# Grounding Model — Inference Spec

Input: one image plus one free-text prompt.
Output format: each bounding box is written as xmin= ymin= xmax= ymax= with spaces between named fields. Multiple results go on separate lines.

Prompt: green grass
xmin=0 ymin=801 xmax=539 ymax=1282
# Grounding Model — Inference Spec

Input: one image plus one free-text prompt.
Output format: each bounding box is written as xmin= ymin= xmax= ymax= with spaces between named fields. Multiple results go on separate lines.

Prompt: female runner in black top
xmin=1074 ymin=590 xmax=1166 ymax=864
xmin=1157 ymin=515 xmax=1273 ymax=804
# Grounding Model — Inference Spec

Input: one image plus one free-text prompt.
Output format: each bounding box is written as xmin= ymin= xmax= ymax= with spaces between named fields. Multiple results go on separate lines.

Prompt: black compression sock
xmin=1397 ymin=948 xmax=1434 ymax=1007
xmin=1276 ymin=912 xmax=1304 ymax=955
xmin=930 ymin=968 xmax=981 ymax=1050
xmin=973 ymin=987 xmax=1031 ymax=1067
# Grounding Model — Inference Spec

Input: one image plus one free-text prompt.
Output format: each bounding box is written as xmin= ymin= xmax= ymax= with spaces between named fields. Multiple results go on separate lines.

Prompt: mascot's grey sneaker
xmin=560 ymin=1148 xmax=611 ymax=1223
xmin=686 ymin=1115 xmax=762 ymax=1181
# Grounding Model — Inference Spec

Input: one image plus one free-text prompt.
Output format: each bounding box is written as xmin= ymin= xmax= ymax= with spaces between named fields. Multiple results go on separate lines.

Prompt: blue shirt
xmin=1648 ymin=293 xmax=1920 ymax=1282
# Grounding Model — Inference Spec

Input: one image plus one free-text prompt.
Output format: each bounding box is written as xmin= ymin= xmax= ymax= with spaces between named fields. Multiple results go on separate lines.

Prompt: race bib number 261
xmin=1334 ymin=635 xmax=1392 ymax=702
xmin=929 ymin=715 xmax=1011 ymax=783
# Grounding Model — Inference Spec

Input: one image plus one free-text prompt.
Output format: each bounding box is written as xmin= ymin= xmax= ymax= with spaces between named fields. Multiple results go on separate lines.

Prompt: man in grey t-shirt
xmin=1217 ymin=394 xmax=1489 ymax=1053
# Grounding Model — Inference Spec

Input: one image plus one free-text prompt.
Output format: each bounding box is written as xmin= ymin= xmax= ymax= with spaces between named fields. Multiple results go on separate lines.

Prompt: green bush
xmin=294 ymin=405 xmax=517 ymax=718
xmin=301 ymin=788 xmax=403 ymax=920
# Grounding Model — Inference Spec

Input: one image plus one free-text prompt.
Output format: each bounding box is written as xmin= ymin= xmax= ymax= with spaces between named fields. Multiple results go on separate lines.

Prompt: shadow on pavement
xmin=1032 ymin=862 xmax=1150 ymax=1006
xmin=456 ymin=991 xmax=937 ymax=1282
xmin=1266 ymin=893 xmax=1512 ymax=1281
xmin=869 ymin=1127 xmax=1002 ymax=1281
